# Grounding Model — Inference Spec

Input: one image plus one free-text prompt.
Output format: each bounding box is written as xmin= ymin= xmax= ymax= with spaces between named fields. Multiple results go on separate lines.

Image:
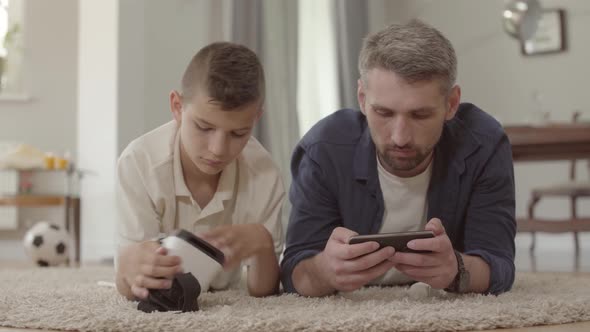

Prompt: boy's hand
xmin=200 ymin=224 xmax=274 ymax=269
xmin=116 ymin=241 xmax=183 ymax=300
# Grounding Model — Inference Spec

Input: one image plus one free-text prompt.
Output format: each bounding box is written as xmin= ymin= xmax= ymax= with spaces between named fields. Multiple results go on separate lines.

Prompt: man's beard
xmin=379 ymin=145 xmax=434 ymax=172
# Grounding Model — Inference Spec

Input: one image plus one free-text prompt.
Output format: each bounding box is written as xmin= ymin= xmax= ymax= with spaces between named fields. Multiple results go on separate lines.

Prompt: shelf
xmin=0 ymin=195 xmax=66 ymax=206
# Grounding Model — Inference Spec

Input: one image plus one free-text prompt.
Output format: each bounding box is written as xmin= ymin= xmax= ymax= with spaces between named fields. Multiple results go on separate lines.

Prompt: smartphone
xmin=348 ymin=230 xmax=435 ymax=253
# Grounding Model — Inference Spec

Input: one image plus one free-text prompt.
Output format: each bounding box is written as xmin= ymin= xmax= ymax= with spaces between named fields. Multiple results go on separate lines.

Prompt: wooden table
xmin=504 ymin=124 xmax=590 ymax=233
xmin=504 ymin=124 xmax=590 ymax=162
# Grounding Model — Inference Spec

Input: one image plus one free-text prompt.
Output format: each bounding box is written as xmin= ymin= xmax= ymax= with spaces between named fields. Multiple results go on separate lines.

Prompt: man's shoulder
xmin=443 ymin=103 xmax=507 ymax=164
xmin=300 ymin=109 xmax=366 ymax=151
xmin=118 ymin=121 xmax=176 ymax=171
xmin=451 ymin=103 xmax=505 ymax=141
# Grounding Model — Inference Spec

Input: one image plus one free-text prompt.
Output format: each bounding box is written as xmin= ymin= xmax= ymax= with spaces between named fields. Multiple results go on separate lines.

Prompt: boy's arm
xmin=246 ymin=226 xmax=280 ymax=297
xmin=115 ymin=150 xmax=175 ymax=299
xmin=201 ymin=224 xmax=280 ymax=296
xmin=200 ymin=167 xmax=285 ymax=296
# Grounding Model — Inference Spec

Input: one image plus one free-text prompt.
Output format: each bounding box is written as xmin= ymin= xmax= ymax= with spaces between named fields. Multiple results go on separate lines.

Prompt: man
xmin=115 ymin=42 xmax=284 ymax=300
xmin=281 ymin=20 xmax=515 ymax=296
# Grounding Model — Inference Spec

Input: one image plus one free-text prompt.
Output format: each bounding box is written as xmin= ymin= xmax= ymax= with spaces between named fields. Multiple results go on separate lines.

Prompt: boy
xmin=115 ymin=42 xmax=284 ymax=300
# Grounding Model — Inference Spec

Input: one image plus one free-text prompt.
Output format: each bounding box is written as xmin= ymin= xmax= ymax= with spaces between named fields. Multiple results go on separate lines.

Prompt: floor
xmin=1 ymin=243 xmax=589 ymax=331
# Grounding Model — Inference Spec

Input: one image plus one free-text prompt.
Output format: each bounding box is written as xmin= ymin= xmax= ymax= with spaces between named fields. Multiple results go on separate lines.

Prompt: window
xmin=296 ymin=0 xmax=340 ymax=138
xmin=0 ymin=0 xmax=24 ymax=98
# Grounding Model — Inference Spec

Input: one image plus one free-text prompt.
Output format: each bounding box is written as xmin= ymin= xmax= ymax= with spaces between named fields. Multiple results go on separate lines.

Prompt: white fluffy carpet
xmin=0 ymin=266 xmax=589 ymax=332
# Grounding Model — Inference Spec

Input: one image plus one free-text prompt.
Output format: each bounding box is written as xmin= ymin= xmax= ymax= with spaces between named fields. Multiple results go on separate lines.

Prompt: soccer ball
xmin=23 ymin=221 xmax=70 ymax=267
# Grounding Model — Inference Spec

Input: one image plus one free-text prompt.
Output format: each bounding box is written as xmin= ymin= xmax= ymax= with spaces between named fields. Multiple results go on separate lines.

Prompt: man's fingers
xmin=332 ymin=241 xmax=379 ymax=260
xmin=388 ymin=252 xmax=439 ymax=267
xmin=331 ymin=227 xmax=359 ymax=244
xmin=339 ymin=246 xmax=395 ymax=272
xmin=340 ymin=259 xmax=397 ymax=288
xmin=395 ymin=263 xmax=439 ymax=278
xmin=425 ymin=218 xmax=445 ymax=236
xmin=407 ymin=235 xmax=448 ymax=253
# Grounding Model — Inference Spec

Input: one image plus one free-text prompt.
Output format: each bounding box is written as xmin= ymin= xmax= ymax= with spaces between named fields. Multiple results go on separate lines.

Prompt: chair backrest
xmin=569 ymin=111 xmax=589 ymax=181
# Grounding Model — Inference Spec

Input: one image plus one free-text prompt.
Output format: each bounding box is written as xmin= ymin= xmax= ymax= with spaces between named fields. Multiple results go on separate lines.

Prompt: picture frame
xmin=521 ymin=9 xmax=567 ymax=56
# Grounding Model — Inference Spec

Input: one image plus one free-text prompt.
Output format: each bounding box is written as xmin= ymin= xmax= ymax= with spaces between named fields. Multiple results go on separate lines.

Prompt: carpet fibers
xmin=0 ymin=267 xmax=589 ymax=331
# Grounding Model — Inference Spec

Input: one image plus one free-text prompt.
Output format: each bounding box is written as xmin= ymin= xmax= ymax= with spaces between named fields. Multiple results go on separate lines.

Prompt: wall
xmin=77 ymin=0 xmax=119 ymax=262
xmin=141 ymin=0 xmax=231 ymax=135
xmin=79 ymin=0 xmax=230 ymax=262
xmin=368 ymin=0 xmax=590 ymax=251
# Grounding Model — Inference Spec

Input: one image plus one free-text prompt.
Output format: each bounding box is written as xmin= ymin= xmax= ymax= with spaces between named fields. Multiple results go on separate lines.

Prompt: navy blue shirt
xmin=281 ymin=103 xmax=516 ymax=295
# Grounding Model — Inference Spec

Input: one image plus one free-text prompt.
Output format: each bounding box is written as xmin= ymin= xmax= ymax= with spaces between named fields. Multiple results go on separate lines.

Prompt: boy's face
xmin=170 ymin=89 xmax=261 ymax=175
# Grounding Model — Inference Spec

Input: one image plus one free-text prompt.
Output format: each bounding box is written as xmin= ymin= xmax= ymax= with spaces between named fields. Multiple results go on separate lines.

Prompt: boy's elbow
xmin=247 ymin=278 xmax=280 ymax=297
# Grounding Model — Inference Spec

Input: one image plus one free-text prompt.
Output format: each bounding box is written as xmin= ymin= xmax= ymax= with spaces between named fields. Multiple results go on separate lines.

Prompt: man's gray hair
xmin=358 ymin=19 xmax=457 ymax=94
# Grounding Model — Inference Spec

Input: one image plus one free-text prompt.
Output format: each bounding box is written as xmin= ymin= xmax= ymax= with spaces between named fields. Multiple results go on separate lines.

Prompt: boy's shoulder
xmin=239 ymin=136 xmax=281 ymax=177
xmin=118 ymin=121 xmax=177 ymax=170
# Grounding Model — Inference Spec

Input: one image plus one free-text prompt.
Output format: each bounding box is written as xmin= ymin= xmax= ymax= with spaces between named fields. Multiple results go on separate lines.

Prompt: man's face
xmin=358 ymin=68 xmax=460 ymax=177
xmin=171 ymin=89 xmax=261 ymax=175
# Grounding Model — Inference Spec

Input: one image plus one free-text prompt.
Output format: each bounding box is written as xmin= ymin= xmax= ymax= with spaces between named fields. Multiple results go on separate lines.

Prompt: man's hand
xmin=200 ymin=224 xmax=274 ymax=269
xmin=309 ymin=227 xmax=397 ymax=293
xmin=389 ymin=218 xmax=458 ymax=289
xmin=116 ymin=241 xmax=183 ymax=300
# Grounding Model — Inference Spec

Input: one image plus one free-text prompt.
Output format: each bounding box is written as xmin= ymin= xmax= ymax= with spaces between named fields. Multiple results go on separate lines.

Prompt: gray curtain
xmin=333 ymin=0 xmax=369 ymax=110
xmin=232 ymin=0 xmax=299 ymax=229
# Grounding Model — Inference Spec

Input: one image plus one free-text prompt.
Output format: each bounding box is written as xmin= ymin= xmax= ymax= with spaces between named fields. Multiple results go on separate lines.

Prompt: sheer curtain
xmin=232 ymin=0 xmax=300 ymax=228
xmin=296 ymin=0 xmax=340 ymax=137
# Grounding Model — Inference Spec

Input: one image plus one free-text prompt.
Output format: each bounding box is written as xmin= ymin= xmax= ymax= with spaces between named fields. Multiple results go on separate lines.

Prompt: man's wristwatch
xmin=446 ymin=250 xmax=470 ymax=293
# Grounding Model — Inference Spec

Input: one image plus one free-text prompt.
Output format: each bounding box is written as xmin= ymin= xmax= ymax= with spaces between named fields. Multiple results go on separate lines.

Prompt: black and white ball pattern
xmin=23 ymin=221 xmax=70 ymax=266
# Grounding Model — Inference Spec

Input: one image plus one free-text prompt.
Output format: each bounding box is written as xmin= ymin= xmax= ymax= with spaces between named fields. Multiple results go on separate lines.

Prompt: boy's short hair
xmin=181 ymin=42 xmax=265 ymax=110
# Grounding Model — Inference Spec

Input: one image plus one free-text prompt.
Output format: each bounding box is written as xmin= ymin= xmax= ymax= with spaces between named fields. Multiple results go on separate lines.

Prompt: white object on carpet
xmin=0 ymin=267 xmax=589 ymax=332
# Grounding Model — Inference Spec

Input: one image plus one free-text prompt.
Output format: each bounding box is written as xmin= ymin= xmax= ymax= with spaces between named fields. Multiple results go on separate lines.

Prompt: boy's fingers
xmin=131 ymin=285 xmax=148 ymax=300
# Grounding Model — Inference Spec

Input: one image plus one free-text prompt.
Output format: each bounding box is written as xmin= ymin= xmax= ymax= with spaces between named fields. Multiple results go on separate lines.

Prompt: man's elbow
xmin=487 ymin=257 xmax=515 ymax=295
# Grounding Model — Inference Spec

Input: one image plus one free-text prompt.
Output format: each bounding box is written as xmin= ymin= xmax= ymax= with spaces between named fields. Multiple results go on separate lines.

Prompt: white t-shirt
xmin=368 ymin=156 xmax=432 ymax=286
xmin=116 ymin=121 xmax=285 ymax=290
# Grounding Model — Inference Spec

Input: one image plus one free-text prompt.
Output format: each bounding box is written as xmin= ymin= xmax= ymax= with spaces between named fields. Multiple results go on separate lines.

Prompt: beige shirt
xmin=116 ymin=120 xmax=285 ymax=290
xmin=368 ymin=156 xmax=432 ymax=286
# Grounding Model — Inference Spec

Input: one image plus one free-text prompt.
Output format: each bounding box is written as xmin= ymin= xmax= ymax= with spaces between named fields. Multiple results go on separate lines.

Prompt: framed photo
xmin=521 ymin=9 xmax=567 ymax=56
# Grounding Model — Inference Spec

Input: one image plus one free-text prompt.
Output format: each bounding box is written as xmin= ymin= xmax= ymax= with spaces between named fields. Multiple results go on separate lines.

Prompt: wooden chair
xmin=528 ymin=112 xmax=590 ymax=261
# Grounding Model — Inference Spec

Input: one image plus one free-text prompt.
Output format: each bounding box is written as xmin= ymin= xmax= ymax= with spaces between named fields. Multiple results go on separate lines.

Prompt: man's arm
xmin=281 ymin=145 xmax=396 ymax=295
xmin=393 ymin=132 xmax=515 ymax=295
xmin=462 ymin=254 xmax=490 ymax=293
xmin=398 ymin=130 xmax=515 ymax=294
xmin=291 ymin=227 xmax=397 ymax=297
xmin=392 ymin=218 xmax=491 ymax=293
xmin=291 ymin=254 xmax=335 ymax=297
xmin=463 ymin=131 xmax=516 ymax=294
xmin=281 ymin=145 xmax=341 ymax=294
